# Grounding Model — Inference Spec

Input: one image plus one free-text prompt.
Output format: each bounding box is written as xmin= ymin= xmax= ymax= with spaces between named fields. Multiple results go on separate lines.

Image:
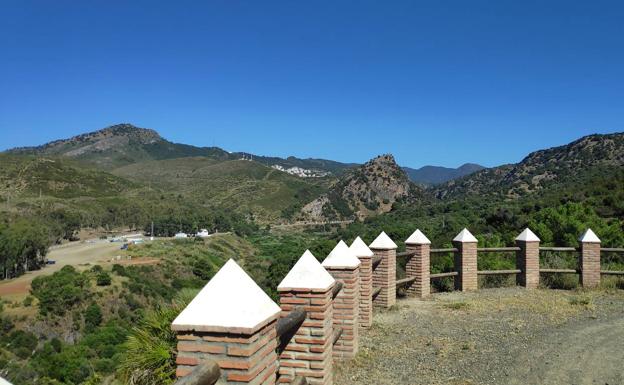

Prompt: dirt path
xmin=0 ymin=240 xmax=123 ymax=299
xmin=506 ymin=316 xmax=624 ymax=385
xmin=335 ymin=288 xmax=624 ymax=385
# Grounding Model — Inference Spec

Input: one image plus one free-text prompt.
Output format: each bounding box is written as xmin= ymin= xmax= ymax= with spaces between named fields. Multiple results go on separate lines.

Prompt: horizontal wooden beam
xmin=539 ymin=268 xmax=579 ymax=274
xmin=396 ymin=277 xmax=416 ymax=287
xmin=333 ymin=327 xmax=343 ymax=345
xmin=173 ymin=360 xmax=220 ymax=385
xmin=430 ymin=271 xmax=458 ymax=278
xmin=396 ymin=251 xmax=415 ymax=258
xmin=332 ymin=281 xmax=344 ymax=299
xmin=277 ymin=307 xmax=307 ymax=353
xmin=600 ymin=270 xmax=624 ymax=275
xmin=477 ymin=269 xmax=521 ymax=275
xmin=601 ymin=248 xmax=624 ymax=253
xmin=372 ymin=256 xmax=382 ymax=268
xmin=431 ymin=248 xmax=459 ymax=254
xmin=477 ymin=247 xmax=521 ymax=252
xmin=539 ymin=247 xmax=578 ymax=252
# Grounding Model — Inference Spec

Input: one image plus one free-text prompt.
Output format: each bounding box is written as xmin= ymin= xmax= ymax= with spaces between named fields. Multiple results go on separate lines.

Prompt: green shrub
xmin=112 ymin=264 xmax=127 ymax=276
xmin=84 ymin=304 xmax=103 ymax=332
xmin=22 ymin=296 xmax=34 ymax=307
xmin=96 ymin=272 xmax=112 ymax=286
xmin=30 ymin=266 xmax=90 ymax=316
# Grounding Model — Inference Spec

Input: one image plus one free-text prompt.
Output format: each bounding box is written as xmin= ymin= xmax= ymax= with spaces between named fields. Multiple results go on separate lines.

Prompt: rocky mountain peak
xmin=301 ymin=154 xmax=416 ymax=221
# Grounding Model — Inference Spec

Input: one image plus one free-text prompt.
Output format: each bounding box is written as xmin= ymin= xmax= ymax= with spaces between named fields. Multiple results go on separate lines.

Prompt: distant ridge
xmin=402 ymin=163 xmax=485 ymax=185
xmin=6 ymin=123 xmax=356 ymax=175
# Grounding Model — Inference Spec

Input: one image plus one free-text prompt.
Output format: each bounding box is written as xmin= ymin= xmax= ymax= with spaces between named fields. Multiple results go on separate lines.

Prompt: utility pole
xmin=151 ymin=221 xmax=154 ymax=241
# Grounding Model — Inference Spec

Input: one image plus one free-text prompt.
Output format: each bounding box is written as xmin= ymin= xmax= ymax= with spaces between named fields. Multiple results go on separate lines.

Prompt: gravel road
xmin=334 ymin=287 xmax=624 ymax=385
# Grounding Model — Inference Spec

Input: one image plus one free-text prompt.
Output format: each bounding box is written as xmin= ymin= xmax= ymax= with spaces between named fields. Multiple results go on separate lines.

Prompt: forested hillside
xmin=1 ymin=130 xmax=623 ymax=385
xmin=301 ymin=155 xmax=424 ymax=221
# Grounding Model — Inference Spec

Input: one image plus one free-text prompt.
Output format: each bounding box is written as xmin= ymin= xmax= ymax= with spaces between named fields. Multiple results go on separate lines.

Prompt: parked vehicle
xmin=196 ymin=229 xmax=210 ymax=238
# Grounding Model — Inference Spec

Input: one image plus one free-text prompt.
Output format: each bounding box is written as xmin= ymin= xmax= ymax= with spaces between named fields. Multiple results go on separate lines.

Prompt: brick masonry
xmin=175 ymin=319 xmax=278 ymax=385
xmin=580 ymin=242 xmax=601 ymax=288
xmin=355 ymin=255 xmax=373 ymax=328
xmin=453 ymin=240 xmax=478 ymax=291
xmin=372 ymin=248 xmax=396 ymax=308
xmin=516 ymin=240 xmax=540 ymax=289
xmin=278 ymin=287 xmax=333 ymax=385
xmin=325 ymin=266 xmax=360 ymax=359
xmin=405 ymin=243 xmax=430 ymax=298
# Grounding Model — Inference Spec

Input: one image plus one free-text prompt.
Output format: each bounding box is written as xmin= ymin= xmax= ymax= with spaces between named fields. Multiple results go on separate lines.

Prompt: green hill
xmin=7 ymin=124 xmax=232 ymax=170
xmin=113 ymin=157 xmax=329 ymax=222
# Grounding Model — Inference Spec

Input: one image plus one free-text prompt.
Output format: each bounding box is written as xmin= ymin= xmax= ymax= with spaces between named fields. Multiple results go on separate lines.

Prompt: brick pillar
xmin=405 ymin=229 xmax=431 ymax=298
xmin=370 ymin=231 xmax=398 ymax=308
xmin=515 ymin=228 xmax=540 ymax=289
xmin=172 ymin=259 xmax=281 ymax=385
xmin=579 ymin=229 xmax=601 ymax=288
xmin=452 ymin=228 xmax=478 ymax=292
xmin=323 ymin=240 xmax=360 ymax=359
xmin=349 ymin=237 xmax=373 ymax=329
xmin=277 ymin=250 xmax=335 ymax=385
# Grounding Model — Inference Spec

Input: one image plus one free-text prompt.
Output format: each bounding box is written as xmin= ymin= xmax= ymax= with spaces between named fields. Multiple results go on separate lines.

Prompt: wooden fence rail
xmin=174 ymin=360 xmax=221 ymax=385
xmin=539 ymin=268 xmax=579 ymax=274
xmin=539 ymin=247 xmax=577 ymax=252
xmin=477 ymin=269 xmax=521 ymax=275
xmin=431 ymin=248 xmax=458 ymax=254
xmin=477 ymin=247 xmax=521 ymax=252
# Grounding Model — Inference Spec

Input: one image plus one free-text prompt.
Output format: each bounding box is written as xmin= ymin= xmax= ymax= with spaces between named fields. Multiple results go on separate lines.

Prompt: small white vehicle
xmin=174 ymin=232 xmax=188 ymax=239
xmin=196 ymin=229 xmax=210 ymax=238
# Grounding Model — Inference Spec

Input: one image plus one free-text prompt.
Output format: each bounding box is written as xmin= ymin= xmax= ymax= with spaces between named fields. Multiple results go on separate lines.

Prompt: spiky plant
xmin=117 ymin=289 xmax=199 ymax=385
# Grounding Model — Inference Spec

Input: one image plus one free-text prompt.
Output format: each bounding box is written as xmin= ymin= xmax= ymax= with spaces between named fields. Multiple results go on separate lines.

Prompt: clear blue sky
xmin=1 ymin=1 xmax=623 ymax=168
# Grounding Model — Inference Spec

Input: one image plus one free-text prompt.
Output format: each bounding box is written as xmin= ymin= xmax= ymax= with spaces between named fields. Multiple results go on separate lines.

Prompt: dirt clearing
xmin=335 ymin=287 xmax=624 ymax=385
xmin=0 ymin=240 xmax=124 ymax=299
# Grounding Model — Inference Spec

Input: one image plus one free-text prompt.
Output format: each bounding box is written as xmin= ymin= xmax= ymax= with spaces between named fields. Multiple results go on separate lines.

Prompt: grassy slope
xmin=0 ymin=154 xmax=131 ymax=199
xmin=113 ymin=157 xmax=330 ymax=222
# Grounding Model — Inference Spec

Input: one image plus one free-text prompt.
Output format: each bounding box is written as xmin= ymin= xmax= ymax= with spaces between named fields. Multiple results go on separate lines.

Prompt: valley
xmin=0 ymin=124 xmax=623 ymax=385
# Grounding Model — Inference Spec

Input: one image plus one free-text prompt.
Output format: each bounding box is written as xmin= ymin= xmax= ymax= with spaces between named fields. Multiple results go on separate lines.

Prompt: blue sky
xmin=1 ymin=1 xmax=623 ymax=168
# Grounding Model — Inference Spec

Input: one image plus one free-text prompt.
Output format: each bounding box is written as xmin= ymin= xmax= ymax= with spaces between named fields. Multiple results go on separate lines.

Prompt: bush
xmin=84 ymin=304 xmax=103 ymax=332
xmin=96 ymin=272 xmax=112 ymax=286
xmin=30 ymin=266 xmax=90 ymax=316
xmin=2 ymin=330 xmax=38 ymax=358
xmin=112 ymin=264 xmax=126 ymax=276
xmin=23 ymin=296 xmax=34 ymax=307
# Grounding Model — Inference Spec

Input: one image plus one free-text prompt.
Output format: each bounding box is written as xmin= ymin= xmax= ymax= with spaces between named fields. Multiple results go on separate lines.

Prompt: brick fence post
xmin=322 ymin=240 xmax=360 ymax=359
xmin=515 ymin=228 xmax=541 ymax=289
xmin=452 ymin=228 xmax=478 ymax=291
xmin=579 ymin=228 xmax=601 ymax=288
xmin=277 ymin=250 xmax=335 ymax=385
xmin=171 ymin=259 xmax=281 ymax=385
xmin=405 ymin=229 xmax=431 ymax=298
xmin=349 ymin=236 xmax=373 ymax=329
xmin=370 ymin=231 xmax=397 ymax=308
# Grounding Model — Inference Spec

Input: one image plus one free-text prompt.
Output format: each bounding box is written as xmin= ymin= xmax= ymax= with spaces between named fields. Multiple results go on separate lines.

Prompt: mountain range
xmin=6 ymin=124 xmax=480 ymax=184
xmin=2 ymin=123 xmax=623 ymax=226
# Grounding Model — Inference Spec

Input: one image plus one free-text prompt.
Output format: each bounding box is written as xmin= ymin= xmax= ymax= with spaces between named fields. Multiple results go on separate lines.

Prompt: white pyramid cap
xmin=323 ymin=240 xmax=361 ymax=269
xmin=172 ymin=259 xmax=281 ymax=333
xmin=515 ymin=228 xmax=540 ymax=242
xmin=278 ymin=250 xmax=335 ymax=292
xmin=350 ymin=236 xmax=374 ymax=258
xmin=369 ymin=231 xmax=398 ymax=250
xmin=453 ymin=228 xmax=478 ymax=243
xmin=405 ymin=229 xmax=431 ymax=245
xmin=579 ymin=228 xmax=601 ymax=243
